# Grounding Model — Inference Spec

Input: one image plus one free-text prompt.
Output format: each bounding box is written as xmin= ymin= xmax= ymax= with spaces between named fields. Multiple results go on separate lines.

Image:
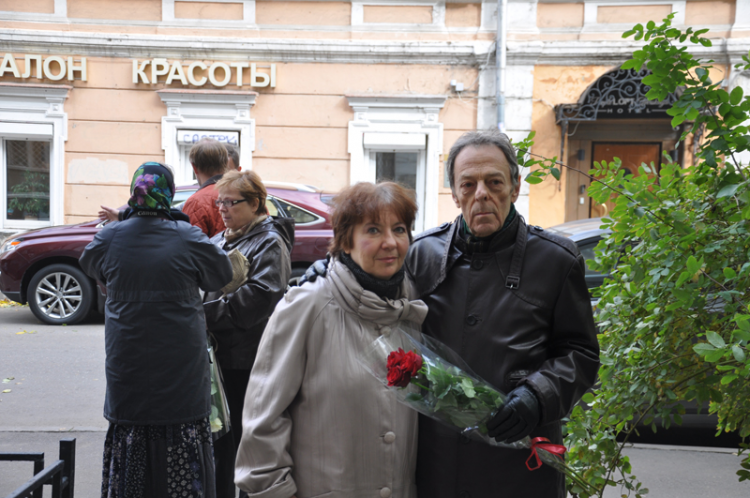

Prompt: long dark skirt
xmin=101 ymin=417 xmax=216 ymax=498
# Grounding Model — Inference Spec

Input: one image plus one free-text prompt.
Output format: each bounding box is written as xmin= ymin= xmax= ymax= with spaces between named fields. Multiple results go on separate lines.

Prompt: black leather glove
xmin=298 ymin=256 xmax=329 ymax=286
xmin=486 ymin=385 xmax=540 ymax=444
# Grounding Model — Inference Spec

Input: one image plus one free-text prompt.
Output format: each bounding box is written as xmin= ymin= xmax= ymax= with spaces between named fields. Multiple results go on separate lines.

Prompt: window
xmin=275 ymin=198 xmax=320 ymax=225
xmin=576 ymin=238 xmax=607 ymax=290
xmin=157 ymin=89 xmax=256 ymax=186
xmin=0 ymin=84 xmax=69 ymax=233
xmin=346 ymin=95 xmax=446 ymax=233
xmin=370 ymin=150 xmax=425 ymax=232
xmin=4 ymin=140 xmax=51 ymax=223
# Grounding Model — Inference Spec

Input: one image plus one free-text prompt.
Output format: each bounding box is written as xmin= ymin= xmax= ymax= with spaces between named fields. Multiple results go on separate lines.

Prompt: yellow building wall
xmin=41 ymin=55 xmax=477 ymax=224
xmin=530 ymin=65 xmax=614 ymax=228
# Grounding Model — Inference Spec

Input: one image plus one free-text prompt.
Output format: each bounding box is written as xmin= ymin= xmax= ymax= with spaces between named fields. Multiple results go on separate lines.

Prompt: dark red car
xmin=0 ymin=182 xmax=333 ymax=325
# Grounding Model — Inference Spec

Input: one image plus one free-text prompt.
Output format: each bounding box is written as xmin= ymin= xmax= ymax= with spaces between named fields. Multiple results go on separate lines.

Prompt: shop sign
xmin=177 ymin=130 xmax=239 ymax=146
xmin=133 ymin=59 xmax=276 ymax=88
xmin=0 ymin=53 xmax=87 ymax=81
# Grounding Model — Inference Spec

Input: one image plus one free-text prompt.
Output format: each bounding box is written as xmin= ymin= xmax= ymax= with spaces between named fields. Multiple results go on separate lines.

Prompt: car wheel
xmin=27 ymin=264 xmax=94 ymax=325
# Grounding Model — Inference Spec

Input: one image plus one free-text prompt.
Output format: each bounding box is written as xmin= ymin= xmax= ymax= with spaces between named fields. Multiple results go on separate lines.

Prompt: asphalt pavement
xmin=1 ymin=304 xmax=748 ymax=497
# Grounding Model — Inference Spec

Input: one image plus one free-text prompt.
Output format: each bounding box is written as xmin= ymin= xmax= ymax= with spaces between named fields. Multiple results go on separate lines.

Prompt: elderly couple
xmin=236 ymin=130 xmax=599 ymax=498
xmin=84 ymin=130 xmax=599 ymax=498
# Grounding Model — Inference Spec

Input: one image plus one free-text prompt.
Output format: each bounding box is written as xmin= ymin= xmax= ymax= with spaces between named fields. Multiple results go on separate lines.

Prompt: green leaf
xmin=671 ymin=114 xmax=687 ymax=127
xmin=707 ymin=331 xmax=726 ymax=348
xmin=717 ymin=183 xmax=740 ymax=198
xmin=695 ymin=67 xmax=708 ymax=81
xmin=705 ymin=349 xmax=726 ymax=363
xmin=693 ymin=343 xmax=715 ymax=356
xmin=730 ymin=86 xmax=744 ymax=105
xmin=525 ymin=175 xmax=543 ymax=185
xmin=723 ymin=267 xmax=737 ymax=279
xmin=551 ymin=167 xmax=561 ymax=181
xmin=687 ymin=255 xmax=700 ymax=274
xmin=671 ymin=211 xmax=688 ymax=222
xmin=581 ymin=392 xmax=595 ymax=404
xmin=732 ymin=345 xmax=746 ymax=362
xmin=721 ymin=374 xmax=738 ymax=385
xmin=460 ymin=377 xmax=476 ymax=398
xmin=647 ymin=20 xmax=656 ymax=30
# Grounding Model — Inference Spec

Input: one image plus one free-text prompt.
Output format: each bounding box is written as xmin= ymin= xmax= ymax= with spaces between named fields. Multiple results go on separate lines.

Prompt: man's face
xmin=451 ymin=144 xmax=521 ymax=238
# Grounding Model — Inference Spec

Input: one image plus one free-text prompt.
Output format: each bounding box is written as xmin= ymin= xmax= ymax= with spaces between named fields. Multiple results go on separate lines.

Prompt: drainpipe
xmin=496 ymin=0 xmax=507 ymax=132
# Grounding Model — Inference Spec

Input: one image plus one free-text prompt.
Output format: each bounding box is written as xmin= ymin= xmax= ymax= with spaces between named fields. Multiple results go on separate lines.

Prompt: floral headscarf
xmin=128 ymin=162 xmax=175 ymax=211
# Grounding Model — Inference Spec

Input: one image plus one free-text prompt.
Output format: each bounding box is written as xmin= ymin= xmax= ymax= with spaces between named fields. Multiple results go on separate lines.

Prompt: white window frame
xmin=157 ymin=89 xmax=257 ymax=186
xmin=0 ymin=83 xmax=69 ymax=232
xmin=347 ymin=94 xmax=445 ymax=232
xmin=162 ymin=0 xmax=256 ymax=27
xmin=352 ymin=0 xmax=446 ymax=29
xmin=367 ymin=148 xmax=427 ymax=233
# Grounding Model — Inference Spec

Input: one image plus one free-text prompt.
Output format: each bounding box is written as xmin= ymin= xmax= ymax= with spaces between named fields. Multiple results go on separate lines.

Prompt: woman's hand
xmin=98 ymin=205 xmax=120 ymax=222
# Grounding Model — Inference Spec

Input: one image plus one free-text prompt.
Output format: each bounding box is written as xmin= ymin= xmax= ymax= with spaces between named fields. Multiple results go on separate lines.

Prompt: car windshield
xmin=172 ymin=189 xmax=196 ymax=206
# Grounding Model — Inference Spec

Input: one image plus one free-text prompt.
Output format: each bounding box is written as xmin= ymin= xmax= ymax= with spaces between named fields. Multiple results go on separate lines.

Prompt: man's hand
xmin=486 ymin=385 xmax=540 ymax=444
xmin=98 ymin=205 xmax=120 ymax=222
xmin=298 ymin=256 xmax=329 ymax=285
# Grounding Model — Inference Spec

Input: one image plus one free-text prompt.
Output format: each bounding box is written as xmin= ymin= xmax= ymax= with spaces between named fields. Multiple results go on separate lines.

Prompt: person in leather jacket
xmin=203 ymin=170 xmax=294 ymax=498
xmin=408 ymin=130 xmax=599 ymax=498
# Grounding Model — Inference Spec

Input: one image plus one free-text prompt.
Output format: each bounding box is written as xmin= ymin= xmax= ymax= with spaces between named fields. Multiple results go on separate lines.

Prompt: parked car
xmin=545 ymin=217 xmax=610 ymax=297
xmin=0 ymin=182 xmax=333 ymax=325
xmin=548 ymin=217 xmax=730 ymax=436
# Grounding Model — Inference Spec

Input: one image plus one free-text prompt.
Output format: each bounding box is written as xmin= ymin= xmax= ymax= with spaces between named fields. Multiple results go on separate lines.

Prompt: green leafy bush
xmin=521 ymin=13 xmax=750 ymax=497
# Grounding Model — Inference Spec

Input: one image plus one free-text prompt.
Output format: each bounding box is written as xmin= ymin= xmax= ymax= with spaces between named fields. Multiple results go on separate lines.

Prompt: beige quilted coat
xmin=235 ymin=258 xmax=428 ymax=498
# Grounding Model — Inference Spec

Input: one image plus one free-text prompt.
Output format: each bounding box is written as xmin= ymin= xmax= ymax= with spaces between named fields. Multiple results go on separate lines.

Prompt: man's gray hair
xmin=446 ymin=130 xmax=520 ymax=191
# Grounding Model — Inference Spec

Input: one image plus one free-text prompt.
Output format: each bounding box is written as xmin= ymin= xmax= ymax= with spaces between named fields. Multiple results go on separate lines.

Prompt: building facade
xmin=0 ymin=0 xmax=747 ymax=237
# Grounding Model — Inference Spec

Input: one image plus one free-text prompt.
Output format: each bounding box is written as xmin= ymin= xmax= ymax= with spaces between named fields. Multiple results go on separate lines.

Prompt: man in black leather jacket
xmin=408 ymin=130 xmax=599 ymax=498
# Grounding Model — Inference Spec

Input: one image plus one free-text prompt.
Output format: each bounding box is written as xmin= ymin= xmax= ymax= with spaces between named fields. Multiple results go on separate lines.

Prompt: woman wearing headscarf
xmin=79 ymin=162 xmax=233 ymax=498
xmin=201 ymin=170 xmax=293 ymax=498
xmin=235 ymin=182 xmax=426 ymax=498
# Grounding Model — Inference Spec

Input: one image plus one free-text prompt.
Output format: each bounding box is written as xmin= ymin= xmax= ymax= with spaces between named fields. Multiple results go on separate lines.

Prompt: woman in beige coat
xmin=236 ymin=182 xmax=427 ymax=498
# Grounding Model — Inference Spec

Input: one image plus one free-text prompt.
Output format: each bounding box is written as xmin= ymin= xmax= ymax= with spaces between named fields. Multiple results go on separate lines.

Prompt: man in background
xmin=226 ymin=143 xmax=241 ymax=171
xmin=182 ymin=138 xmax=229 ymax=237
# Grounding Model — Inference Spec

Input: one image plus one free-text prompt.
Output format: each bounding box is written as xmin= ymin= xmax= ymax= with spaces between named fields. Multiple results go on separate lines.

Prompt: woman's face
xmin=347 ymin=210 xmax=410 ymax=280
xmin=217 ymin=186 xmax=259 ymax=231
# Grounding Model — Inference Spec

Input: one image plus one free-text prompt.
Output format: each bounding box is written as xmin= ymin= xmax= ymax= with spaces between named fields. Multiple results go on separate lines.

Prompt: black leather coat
xmin=406 ymin=214 xmax=599 ymax=498
xmin=204 ymin=216 xmax=294 ymax=370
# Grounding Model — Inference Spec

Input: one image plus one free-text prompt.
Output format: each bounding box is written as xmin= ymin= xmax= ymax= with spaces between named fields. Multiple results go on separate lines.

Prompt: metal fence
xmin=0 ymin=438 xmax=75 ymax=498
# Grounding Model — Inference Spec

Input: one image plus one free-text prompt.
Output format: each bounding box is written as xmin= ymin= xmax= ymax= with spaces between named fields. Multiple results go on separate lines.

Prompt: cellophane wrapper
xmin=208 ymin=342 xmax=231 ymax=440
xmin=358 ymin=323 xmax=565 ymax=472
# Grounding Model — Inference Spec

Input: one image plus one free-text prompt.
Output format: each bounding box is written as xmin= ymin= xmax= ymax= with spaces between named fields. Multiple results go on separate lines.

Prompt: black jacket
xmin=407 ymin=214 xmax=600 ymax=498
xmin=80 ymin=214 xmax=233 ymax=425
xmin=204 ymin=216 xmax=294 ymax=370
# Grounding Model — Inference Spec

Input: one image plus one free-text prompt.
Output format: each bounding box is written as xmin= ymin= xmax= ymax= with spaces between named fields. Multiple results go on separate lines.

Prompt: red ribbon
xmin=525 ymin=437 xmax=567 ymax=471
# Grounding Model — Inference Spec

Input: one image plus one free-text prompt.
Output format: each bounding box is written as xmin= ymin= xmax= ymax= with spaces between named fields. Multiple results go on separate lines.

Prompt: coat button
xmin=383 ymin=431 xmax=396 ymax=444
xmin=471 ymin=259 xmax=483 ymax=270
xmin=465 ymin=315 xmax=478 ymax=326
xmin=380 ymin=487 xmax=392 ymax=498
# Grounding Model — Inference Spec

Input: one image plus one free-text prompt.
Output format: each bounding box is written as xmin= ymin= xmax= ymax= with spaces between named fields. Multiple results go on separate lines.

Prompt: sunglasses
xmin=215 ymin=198 xmax=248 ymax=208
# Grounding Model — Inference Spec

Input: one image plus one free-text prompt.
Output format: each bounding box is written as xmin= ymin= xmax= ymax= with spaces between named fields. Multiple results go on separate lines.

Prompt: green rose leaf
xmin=731 ymin=345 xmax=746 ymax=363
xmin=706 ymin=331 xmax=726 ymax=348
xmin=693 ymin=343 xmax=715 ymax=356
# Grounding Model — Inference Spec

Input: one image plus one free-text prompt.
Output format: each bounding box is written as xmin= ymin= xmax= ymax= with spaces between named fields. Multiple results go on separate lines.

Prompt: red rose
xmin=386 ymin=348 xmax=423 ymax=388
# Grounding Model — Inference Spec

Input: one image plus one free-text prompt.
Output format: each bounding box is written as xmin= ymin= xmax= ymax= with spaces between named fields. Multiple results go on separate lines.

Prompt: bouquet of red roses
xmin=359 ymin=324 xmax=594 ymax=489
